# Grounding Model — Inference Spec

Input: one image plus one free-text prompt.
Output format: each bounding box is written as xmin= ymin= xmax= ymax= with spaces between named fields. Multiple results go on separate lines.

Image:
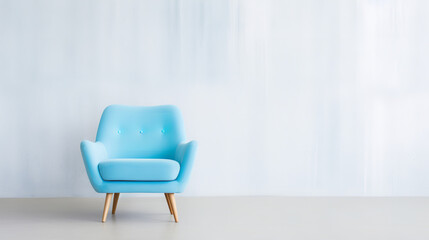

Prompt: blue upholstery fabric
xmin=99 ymin=159 xmax=180 ymax=181
xmin=96 ymin=105 xmax=185 ymax=159
xmin=80 ymin=105 xmax=197 ymax=193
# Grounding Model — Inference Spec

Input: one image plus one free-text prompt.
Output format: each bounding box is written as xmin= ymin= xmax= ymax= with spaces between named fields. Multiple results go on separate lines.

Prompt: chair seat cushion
xmin=98 ymin=159 xmax=180 ymax=181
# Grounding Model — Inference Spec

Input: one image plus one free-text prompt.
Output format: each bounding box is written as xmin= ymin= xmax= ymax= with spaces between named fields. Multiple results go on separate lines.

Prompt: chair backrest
xmin=96 ymin=105 xmax=185 ymax=159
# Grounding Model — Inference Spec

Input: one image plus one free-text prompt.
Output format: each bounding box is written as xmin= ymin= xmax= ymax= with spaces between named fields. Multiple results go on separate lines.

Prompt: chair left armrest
xmin=175 ymin=141 xmax=198 ymax=184
xmin=80 ymin=140 xmax=107 ymax=192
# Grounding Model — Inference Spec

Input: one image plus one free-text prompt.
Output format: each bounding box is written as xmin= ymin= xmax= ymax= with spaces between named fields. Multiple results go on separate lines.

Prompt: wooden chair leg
xmin=112 ymin=193 xmax=120 ymax=214
xmin=167 ymin=193 xmax=179 ymax=223
xmin=164 ymin=193 xmax=173 ymax=214
xmin=102 ymin=193 xmax=113 ymax=223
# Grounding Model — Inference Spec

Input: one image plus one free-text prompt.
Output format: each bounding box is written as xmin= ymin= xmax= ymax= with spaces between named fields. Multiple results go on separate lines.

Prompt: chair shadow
xmin=0 ymin=198 xmax=175 ymax=224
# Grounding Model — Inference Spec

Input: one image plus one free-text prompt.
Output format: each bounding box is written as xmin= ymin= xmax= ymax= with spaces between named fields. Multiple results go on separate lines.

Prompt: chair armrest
xmin=80 ymin=140 xmax=107 ymax=191
xmin=175 ymin=140 xmax=198 ymax=184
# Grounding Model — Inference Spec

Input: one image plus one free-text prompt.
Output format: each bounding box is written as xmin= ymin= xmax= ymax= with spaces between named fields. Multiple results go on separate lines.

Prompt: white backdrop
xmin=1 ymin=0 xmax=429 ymax=197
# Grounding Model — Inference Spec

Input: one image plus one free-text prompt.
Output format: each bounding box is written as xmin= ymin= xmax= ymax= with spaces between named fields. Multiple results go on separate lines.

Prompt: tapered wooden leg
xmin=112 ymin=193 xmax=120 ymax=214
xmin=167 ymin=193 xmax=179 ymax=222
xmin=164 ymin=193 xmax=173 ymax=215
xmin=102 ymin=193 xmax=113 ymax=223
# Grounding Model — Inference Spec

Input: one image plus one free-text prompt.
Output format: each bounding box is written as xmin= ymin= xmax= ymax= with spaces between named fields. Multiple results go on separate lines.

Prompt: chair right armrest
xmin=175 ymin=141 xmax=198 ymax=185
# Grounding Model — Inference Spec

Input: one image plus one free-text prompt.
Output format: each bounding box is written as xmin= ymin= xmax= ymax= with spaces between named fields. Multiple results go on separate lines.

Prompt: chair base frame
xmin=101 ymin=193 xmax=179 ymax=223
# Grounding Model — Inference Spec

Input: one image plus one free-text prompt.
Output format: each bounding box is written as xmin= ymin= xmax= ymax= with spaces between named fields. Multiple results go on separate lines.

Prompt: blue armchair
xmin=80 ymin=105 xmax=197 ymax=222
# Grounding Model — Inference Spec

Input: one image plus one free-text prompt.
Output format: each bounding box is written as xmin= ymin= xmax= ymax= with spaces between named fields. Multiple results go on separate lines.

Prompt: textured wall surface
xmin=1 ymin=0 xmax=429 ymax=197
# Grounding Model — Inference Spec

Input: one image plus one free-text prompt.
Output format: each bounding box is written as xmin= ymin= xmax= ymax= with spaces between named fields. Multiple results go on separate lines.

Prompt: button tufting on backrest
xmin=95 ymin=105 xmax=186 ymax=158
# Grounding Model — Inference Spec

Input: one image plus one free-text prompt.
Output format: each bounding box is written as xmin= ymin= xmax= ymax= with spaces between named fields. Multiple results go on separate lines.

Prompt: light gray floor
xmin=0 ymin=197 xmax=429 ymax=240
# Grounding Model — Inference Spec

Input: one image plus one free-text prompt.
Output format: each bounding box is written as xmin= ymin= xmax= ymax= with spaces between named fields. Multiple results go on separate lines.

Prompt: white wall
xmin=1 ymin=0 xmax=429 ymax=197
